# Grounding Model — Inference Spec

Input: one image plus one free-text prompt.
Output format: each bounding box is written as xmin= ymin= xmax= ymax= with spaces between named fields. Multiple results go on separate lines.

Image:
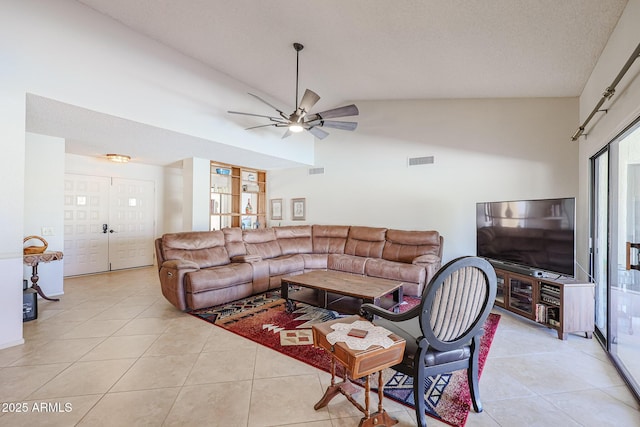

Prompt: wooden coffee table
xmin=281 ymin=270 xmax=404 ymax=317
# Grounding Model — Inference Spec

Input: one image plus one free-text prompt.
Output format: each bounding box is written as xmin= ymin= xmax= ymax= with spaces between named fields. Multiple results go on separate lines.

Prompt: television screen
xmin=476 ymin=198 xmax=575 ymax=277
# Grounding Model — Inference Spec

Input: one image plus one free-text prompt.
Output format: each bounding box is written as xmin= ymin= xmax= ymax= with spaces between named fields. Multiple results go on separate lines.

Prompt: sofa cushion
xmin=243 ymin=229 xmax=282 ymax=259
xmin=162 ymin=231 xmax=230 ymax=269
xmin=312 ymin=225 xmax=350 ymax=254
xmin=327 ymin=254 xmax=367 ymax=275
xmin=274 ymin=225 xmax=313 ymax=255
xmin=344 ymin=226 xmax=387 ymax=258
xmin=185 ymin=262 xmax=253 ymax=293
xmin=364 ymin=258 xmax=427 ymax=286
xmin=268 ymin=254 xmax=305 ymax=276
xmin=223 ymin=227 xmax=246 ymax=258
xmin=301 ymin=253 xmax=328 ymax=270
xmin=382 ymin=229 xmax=442 ymax=263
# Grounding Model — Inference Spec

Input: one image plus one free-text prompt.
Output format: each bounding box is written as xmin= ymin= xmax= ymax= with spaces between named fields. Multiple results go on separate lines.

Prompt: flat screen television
xmin=476 ymin=198 xmax=575 ymax=277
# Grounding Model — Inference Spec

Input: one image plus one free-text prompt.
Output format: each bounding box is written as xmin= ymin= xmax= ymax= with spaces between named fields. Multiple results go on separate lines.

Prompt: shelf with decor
xmin=211 ymin=162 xmax=266 ymax=230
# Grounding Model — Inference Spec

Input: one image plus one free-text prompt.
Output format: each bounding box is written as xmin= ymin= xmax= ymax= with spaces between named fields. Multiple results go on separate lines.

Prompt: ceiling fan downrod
xmin=293 ymin=42 xmax=304 ymax=112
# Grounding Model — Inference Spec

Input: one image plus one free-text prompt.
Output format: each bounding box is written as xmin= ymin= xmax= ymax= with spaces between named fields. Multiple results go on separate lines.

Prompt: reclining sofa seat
xmin=155 ymin=225 xmax=443 ymax=311
xmin=155 ymin=230 xmax=253 ymax=311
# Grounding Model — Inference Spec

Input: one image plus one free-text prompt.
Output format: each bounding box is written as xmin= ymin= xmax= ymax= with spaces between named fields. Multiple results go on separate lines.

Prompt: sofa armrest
xmin=231 ymin=254 xmax=263 ymax=263
xmin=411 ymin=254 xmax=441 ymax=267
xmin=162 ymin=259 xmax=200 ymax=271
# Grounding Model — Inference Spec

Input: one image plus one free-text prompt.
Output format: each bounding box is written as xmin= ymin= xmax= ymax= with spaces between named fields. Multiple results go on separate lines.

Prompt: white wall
xmin=181 ymin=158 xmax=211 ymax=231
xmin=269 ymin=97 xmax=579 ymax=261
xmin=577 ymin=0 xmax=640 ymax=278
xmin=24 ymin=133 xmax=65 ymax=297
xmin=0 ymin=91 xmax=26 ymax=349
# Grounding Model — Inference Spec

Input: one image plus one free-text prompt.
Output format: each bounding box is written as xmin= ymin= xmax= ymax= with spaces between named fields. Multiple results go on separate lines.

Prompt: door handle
xmin=103 ymin=224 xmax=108 ymax=234
xmin=626 ymin=242 xmax=640 ymax=271
xmin=109 ymin=229 xmax=116 ymax=234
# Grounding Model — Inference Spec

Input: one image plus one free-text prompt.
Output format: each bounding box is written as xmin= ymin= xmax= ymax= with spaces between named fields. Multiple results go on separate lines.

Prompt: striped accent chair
xmin=361 ymin=256 xmax=497 ymax=427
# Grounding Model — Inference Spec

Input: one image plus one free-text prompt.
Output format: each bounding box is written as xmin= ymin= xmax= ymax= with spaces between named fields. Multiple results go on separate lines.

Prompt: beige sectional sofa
xmin=155 ymin=225 xmax=443 ymax=311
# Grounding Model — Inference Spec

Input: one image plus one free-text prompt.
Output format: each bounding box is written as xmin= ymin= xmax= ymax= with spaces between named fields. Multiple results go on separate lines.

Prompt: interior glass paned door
xmin=592 ymin=150 xmax=608 ymax=342
xmin=610 ymin=124 xmax=640 ymax=387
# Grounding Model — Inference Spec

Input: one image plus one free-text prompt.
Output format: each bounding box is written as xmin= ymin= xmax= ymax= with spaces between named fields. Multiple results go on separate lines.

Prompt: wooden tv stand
xmin=492 ymin=266 xmax=594 ymax=340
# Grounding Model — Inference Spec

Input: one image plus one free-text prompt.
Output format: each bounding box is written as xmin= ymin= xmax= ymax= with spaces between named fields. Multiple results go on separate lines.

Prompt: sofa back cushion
xmin=344 ymin=226 xmax=387 ymax=258
xmin=223 ymin=227 xmax=246 ymax=258
xmin=312 ymin=225 xmax=350 ymax=254
xmin=162 ymin=231 xmax=230 ymax=268
xmin=243 ymin=228 xmax=282 ymax=259
xmin=274 ymin=225 xmax=313 ymax=255
xmin=382 ymin=229 xmax=442 ymax=263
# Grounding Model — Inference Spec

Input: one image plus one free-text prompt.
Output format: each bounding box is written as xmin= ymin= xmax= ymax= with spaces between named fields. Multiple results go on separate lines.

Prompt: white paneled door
xmin=108 ymin=178 xmax=155 ymax=270
xmin=64 ymin=174 xmax=155 ymax=276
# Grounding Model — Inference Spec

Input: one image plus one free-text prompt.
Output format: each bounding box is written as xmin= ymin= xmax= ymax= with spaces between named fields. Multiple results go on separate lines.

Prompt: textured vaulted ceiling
xmin=28 ymin=0 xmax=629 ymax=166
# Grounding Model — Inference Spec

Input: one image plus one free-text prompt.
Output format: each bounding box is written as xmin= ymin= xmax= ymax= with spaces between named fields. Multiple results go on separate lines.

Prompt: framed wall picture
xmin=291 ymin=198 xmax=306 ymax=221
xmin=270 ymin=198 xmax=283 ymax=220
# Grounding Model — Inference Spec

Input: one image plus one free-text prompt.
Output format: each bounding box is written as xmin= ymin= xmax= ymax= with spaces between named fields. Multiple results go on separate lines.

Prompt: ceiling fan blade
xmin=307 ymin=126 xmax=329 ymax=140
xmin=281 ymin=129 xmax=292 ymax=139
xmin=311 ymin=104 xmax=359 ymax=120
xmin=247 ymin=93 xmax=287 ymax=117
xmin=245 ymin=123 xmax=278 ymax=130
xmin=228 ymin=110 xmax=283 ymax=121
xmin=311 ymin=120 xmax=358 ymax=131
xmin=298 ymin=89 xmax=320 ymax=114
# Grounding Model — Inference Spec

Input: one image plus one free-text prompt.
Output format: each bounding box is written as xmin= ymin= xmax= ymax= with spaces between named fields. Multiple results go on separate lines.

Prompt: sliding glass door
xmin=592 ymin=118 xmax=640 ymax=398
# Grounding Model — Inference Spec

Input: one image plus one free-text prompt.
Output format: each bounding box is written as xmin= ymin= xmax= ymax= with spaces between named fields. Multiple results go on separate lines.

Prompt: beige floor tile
xmin=479 ymin=358 xmax=536 ymax=401
xmin=29 ymin=359 xmax=136 ymax=399
xmin=184 ymin=349 xmax=256 ymax=385
xmin=202 ymin=326 xmax=258 ymax=352
xmin=248 ymin=374 xmax=331 ymax=426
xmin=0 ymin=395 xmax=102 ymax=427
xmin=96 ymin=304 xmax=150 ymax=320
xmin=0 ymin=339 xmax=47 ymax=367
xmin=10 ymin=337 xmax=104 ymax=366
xmin=22 ymin=320 xmax=84 ymax=341
xmin=484 ymin=396 xmax=583 ymax=426
xmin=0 ymin=363 xmax=70 ymax=401
xmin=60 ymin=319 xmax=129 ymax=339
xmin=79 ymin=334 xmax=159 ymax=361
xmin=136 ymin=301 xmax=185 ymax=319
xmin=77 ymin=388 xmax=180 ymax=426
xmin=143 ymin=330 xmax=210 ymax=356
xmin=163 ymin=381 xmax=252 ymax=427
xmin=43 ymin=309 xmax=103 ymax=324
xmin=111 ymin=353 xmax=198 ymax=391
xmin=601 ymin=385 xmax=640 ymax=410
xmin=113 ymin=317 xmax=171 ymax=336
xmin=542 ymin=388 xmax=640 ymax=426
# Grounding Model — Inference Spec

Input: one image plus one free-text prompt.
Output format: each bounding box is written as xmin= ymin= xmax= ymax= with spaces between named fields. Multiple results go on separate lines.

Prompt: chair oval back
xmin=419 ymin=256 xmax=497 ymax=352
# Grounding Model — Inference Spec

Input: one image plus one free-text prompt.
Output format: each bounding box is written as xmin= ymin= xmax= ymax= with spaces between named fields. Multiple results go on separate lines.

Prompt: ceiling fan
xmin=228 ymin=42 xmax=359 ymax=140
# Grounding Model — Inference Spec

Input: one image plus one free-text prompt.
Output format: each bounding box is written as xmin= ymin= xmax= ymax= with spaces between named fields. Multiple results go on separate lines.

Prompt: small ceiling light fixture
xmin=106 ymin=153 xmax=131 ymax=163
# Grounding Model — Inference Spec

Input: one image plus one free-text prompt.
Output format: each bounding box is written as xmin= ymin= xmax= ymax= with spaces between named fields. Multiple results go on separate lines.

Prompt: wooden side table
xmin=23 ymin=251 xmax=63 ymax=302
xmin=312 ymin=315 xmax=406 ymax=427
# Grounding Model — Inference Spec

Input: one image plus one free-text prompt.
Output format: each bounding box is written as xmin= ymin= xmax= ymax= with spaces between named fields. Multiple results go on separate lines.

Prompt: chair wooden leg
xmin=468 ymin=335 xmax=483 ymax=413
xmin=413 ymin=347 xmax=428 ymax=427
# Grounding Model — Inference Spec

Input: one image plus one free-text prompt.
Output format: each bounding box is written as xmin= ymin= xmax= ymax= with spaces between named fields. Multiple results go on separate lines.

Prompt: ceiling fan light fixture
xmin=106 ymin=153 xmax=131 ymax=163
xmin=289 ymin=123 xmax=304 ymax=133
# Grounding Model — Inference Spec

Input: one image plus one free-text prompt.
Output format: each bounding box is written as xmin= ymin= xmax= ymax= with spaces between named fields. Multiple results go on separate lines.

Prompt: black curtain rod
xmin=571 ymin=41 xmax=640 ymax=141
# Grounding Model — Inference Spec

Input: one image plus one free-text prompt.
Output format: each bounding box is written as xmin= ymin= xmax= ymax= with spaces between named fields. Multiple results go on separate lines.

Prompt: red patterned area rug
xmin=190 ymin=290 xmax=500 ymax=427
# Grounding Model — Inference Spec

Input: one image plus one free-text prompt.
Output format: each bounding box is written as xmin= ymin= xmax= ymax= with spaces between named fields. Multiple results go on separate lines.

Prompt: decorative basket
xmin=23 ymin=235 xmax=48 ymax=255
